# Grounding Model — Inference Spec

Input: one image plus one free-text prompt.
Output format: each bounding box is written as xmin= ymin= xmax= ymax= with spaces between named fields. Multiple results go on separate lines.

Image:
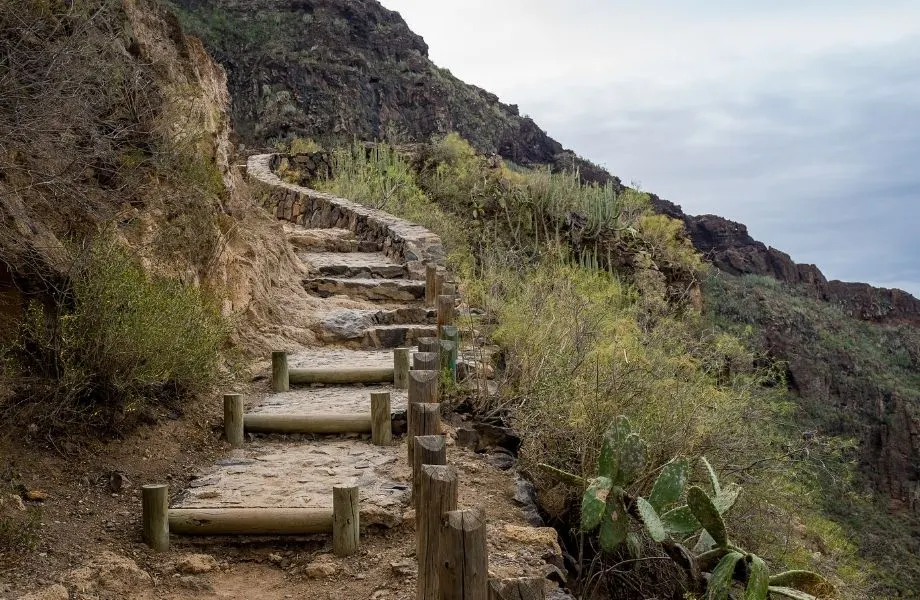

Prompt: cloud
xmin=381 ymin=1 xmax=920 ymax=295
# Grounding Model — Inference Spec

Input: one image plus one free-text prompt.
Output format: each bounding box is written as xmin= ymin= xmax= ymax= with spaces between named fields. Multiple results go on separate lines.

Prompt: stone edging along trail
xmin=145 ymin=152 xmax=568 ymax=599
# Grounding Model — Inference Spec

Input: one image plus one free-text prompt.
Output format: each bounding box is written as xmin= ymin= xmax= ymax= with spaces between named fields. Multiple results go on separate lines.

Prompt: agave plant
xmin=539 ymin=416 xmax=835 ymax=600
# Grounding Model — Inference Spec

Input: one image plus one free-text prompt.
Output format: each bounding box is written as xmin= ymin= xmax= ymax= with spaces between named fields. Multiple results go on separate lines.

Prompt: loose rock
xmin=176 ymin=553 xmax=219 ymax=575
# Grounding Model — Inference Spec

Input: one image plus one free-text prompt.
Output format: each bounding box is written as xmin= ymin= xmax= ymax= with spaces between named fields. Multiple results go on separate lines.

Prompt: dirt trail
xmin=4 ymin=163 xmax=566 ymax=600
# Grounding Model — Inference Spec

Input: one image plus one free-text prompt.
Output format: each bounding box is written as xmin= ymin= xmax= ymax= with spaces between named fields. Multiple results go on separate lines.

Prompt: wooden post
xmin=408 ymin=403 xmax=441 ymax=463
xmin=371 ymin=392 xmax=392 ymax=446
xmin=442 ymin=282 xmax=456 ymax=297
xmin=271 ymin=351 xmax=289 ymax=392
xmin=437 ymin=294 xmax=454 ymax=336
xmin=142 ymin=484 xmax=169 ymax=551
xmin=412 ymin=434 xmax=447 ymax=508
xmin=407 ymin=369 xmax=438 ymax=436
xmin=489 ymin=578 xmax=546 ymax=600
xmin=394 ymin=347 xmax=410 ymax=389
xmin=440 ymin=509 xmax=489 ymax=600
xmin=413 ymin=351 xmax=438 ymax=371
xmin=440 ymin=325 xmax=460 ymax=368
xmin=426 ymin=263 xmax=438 ymax=307
xmin=223 ymin=394 xmax=244 ymax=447
xmin=417 ymin=336 xmax=440 ymax=354
xmin=439 ymin=339 xmax=457 ymax=378
xmin=417 ymin=465 xmax=458 ymax=600
xmin=333 ymin=485 xmax=359 ymax=557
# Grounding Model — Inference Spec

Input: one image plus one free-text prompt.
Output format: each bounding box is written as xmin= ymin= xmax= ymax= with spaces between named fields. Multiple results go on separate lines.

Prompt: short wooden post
xmin=417 ymin=465 xmax=458 ymax=600
xmin=412 ymin=435 xmax=447 ymax=508
xmin=371 ymin=392 xmax=392 ymax=446
xmin=440 ymin=508 xmax=489 ymax=600
xmin=417 ymin=336 xmax=439 ymax=354
xmin=223 ymin=394 xmax=244 ymax=447
xmin=439 ymin=339 xmax=457 ymax=378
xmin=394 ymin=347 xmax=410 ymax=389
xmin=413 ymin=351 xmax=438 ymax=371
xmin=142 ymin=484 xmax=169 ymax=551
xmin=271 ymin=351 xmax=289 ymax=392
xmin=425 ymin=263 xmax=438 ymax=307
xmin=437 ymin=294 xmax=454 ymax=335
xmin=442 ymin=283 xmax=456 ymax=297
xmin=489 ymin=578 xmax=546 ymax=600
xmin=332 ymin=485 xmax=359 ymax=557
xmin=408 ymin=403 xmax=441 ymax=462
xmin=407 ymin=369 xmax=438 ymax=435
xmin=440 ymin=325 xmax=460 ymax=366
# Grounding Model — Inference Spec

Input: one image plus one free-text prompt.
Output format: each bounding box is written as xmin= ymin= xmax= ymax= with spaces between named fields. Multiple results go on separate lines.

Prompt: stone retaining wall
xmin=247 ymin=154 xmax=445 ymax=278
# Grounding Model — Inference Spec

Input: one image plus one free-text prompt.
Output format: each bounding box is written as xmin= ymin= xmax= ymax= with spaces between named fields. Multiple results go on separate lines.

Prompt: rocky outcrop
xmin=652 ymin=196 xmax=920 ymax=325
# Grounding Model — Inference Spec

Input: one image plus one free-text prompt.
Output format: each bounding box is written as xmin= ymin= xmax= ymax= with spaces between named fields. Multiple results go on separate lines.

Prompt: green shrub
xmin=4 ymin=234 xmax=230 ymax=431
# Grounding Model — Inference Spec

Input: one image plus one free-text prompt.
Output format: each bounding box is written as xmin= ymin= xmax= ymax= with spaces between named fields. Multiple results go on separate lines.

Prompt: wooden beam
xmin=440 ymin=509 xmax=489 ymax=600
xmin=289 ymin=366 xmax=393 ymax=385
xmin=271 ymin=351 xmax=289 ymax=392
xmin=142 ymin=484 xmax=169 ymax=551
xmin=244 ymin=413 xmax=371 ymax=434
xmin=169 ymin=508 xmax=333 ymax=535
xmin=371 ymin=392 xmax=392 ymax=445
xmin=417 ymin=465 xmax=458 ymax=600
xmin=223 ymin=394 xmax=244 ymax=447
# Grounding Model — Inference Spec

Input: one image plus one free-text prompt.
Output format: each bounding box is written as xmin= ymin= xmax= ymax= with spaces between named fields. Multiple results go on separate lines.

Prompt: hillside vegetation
xmin=280 ymin=136 xmax=881 ymax=598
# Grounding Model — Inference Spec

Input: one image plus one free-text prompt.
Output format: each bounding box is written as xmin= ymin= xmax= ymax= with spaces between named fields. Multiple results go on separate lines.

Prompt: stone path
xmin=172 ymin=223 xmax=438 ymax=527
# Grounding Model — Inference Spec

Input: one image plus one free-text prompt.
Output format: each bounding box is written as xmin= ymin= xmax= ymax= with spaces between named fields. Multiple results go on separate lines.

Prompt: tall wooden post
xmin=371 ymin=392 xmax=392 ymax=446
xmin=332 ymin=485 xmax=359 ymax=557
xmin=408 ymin=402 xmax=441 ymax=462
xmin=223 ymin=394 xmax=244 ymax=447
xmin=394 ymin=347 xmax=410 ymax=389
xmin=412 ymin=435 xmax=447 ymax=508
xmin=271 ymin=351 xmax=289 ymax=392
xmin=440 ymin=325 xmax=460 ymax=368
xmin=439 ymin=340 xmax=457 ymax=378
xmin=407 ymin=369 xmax=438 ymax=438
xmin=425 ymin=264 xmax=439 ymax=307
xmin=417 ymin=336 xmax=439 ymax=354
xmin=142 ymin=484 xmax=169 ymax=551
xmin=413 ymin=351 xmax=438 ymax=371
xmin=437 ymin=294 xmax=454 ymax=336
xmin=440 ymin=509 xmax=489 ymax=600
xmin=417 ymin=465 xmax=458 ymax=600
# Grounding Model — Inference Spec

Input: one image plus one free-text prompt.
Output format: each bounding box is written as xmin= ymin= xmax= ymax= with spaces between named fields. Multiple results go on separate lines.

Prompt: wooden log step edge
xmin=169 ymin=508 xmax=333 ymax=535
xmin=245 ymin=413 xmax=372 ymax=434
xmin=289 ymin=366 xmax=394 ymax=385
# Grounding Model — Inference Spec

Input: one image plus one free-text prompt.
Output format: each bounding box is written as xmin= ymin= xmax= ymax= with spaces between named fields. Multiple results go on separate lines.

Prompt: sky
xmin=380 ymin=1 xmax=920 ymax=296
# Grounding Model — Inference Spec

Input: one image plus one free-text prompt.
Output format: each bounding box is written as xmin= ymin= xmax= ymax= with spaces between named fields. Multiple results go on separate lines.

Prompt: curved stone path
xmin=172 ymin=227 xmax=436 ymax=526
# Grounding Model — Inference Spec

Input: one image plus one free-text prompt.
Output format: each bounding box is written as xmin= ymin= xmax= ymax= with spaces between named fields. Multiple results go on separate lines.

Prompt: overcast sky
xmin=381 ymin=1 xmax=920 ymax=296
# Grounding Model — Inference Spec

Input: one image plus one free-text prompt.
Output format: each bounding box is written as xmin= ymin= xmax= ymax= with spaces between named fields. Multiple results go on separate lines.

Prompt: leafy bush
xmin=3 ymin=234 xmax=230 ymax=431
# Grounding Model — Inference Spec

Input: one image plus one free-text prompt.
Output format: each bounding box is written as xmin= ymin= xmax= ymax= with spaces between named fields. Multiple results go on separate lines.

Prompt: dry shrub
xmin=3 ymin=233 xmax=230 ymax=432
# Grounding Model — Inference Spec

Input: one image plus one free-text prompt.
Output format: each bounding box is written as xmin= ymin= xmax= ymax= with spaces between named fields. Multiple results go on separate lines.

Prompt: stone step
xmin=301 ymin=251 xmax=407 ymax=279
xmin=359 ymin=324 xmax=439 ymax=349
xmin=287 ymin=227 xmax=382 ymax=253
xmin=303 ymin=277 xmax=425 ymax=302
xmin=316 ymin=308 xmax=436 ymax=341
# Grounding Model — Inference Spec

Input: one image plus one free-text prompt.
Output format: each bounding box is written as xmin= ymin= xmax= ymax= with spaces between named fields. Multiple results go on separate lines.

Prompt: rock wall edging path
xmin=247 ymin=153 xmax=445 ymax=278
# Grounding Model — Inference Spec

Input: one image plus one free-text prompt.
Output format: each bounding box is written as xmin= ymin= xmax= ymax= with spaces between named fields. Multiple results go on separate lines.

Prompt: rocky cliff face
xmin=167 ymin=0 xmax=610 ymax=181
